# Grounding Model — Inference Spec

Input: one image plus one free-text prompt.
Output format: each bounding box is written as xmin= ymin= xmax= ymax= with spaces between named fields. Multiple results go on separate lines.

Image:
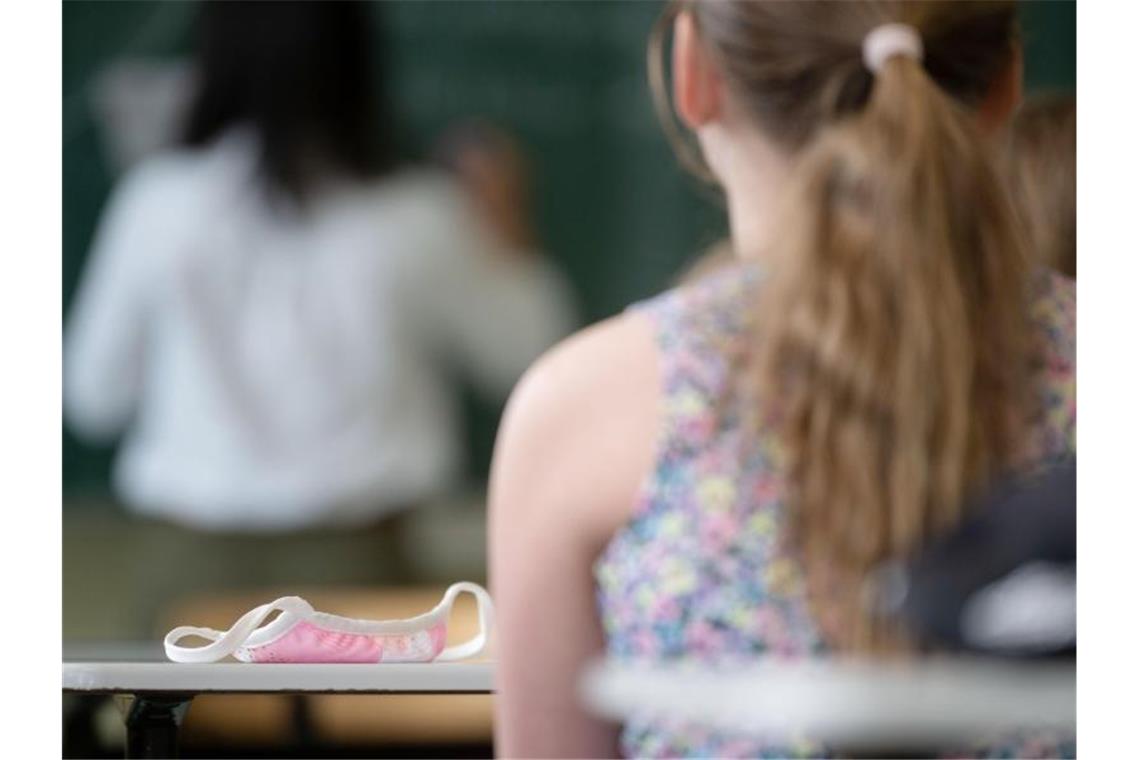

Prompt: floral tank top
xmin=593 ymin=265 xmax=1076 ymax=758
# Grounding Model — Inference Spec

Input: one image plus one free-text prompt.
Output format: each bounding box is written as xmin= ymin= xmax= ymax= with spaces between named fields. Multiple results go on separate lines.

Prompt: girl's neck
xmin=706 ymin=125 xmax=793 ymax=261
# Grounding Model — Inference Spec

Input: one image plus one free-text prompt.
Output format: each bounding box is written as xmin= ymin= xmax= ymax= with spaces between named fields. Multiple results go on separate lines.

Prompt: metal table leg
xmin=122 ymin=693 xmax=194 ymax=759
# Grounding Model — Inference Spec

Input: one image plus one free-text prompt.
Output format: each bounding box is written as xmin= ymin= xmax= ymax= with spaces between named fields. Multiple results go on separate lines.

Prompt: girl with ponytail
xmin=490 ymin=2 xmax=1075 ymax=756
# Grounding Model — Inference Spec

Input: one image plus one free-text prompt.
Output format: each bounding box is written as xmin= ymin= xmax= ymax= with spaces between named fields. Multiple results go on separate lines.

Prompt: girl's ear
xmin=673 ymin=10 xmax=724 ymax=130
xmin=978 ymin=43 xmax=1023 ymax=134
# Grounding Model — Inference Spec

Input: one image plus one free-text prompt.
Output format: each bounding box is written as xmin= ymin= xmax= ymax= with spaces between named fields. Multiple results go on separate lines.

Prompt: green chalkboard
xmin=62 ymin=1 xmax=1076 ymax=497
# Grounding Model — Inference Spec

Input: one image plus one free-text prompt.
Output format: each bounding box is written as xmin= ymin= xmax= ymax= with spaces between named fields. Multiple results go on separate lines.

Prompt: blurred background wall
xmin=63 ymin=0 xmax=1075 ymax=502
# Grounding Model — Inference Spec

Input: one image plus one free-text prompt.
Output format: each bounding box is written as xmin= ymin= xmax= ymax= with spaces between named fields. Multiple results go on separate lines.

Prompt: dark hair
xmin=182 ymin=0 xmax=396 ymax=204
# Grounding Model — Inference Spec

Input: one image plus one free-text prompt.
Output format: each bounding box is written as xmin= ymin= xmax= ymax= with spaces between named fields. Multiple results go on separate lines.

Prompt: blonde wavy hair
xmin=651 ymin=1 xmax=1033 ymax=650
xmin=1005 ymin=94 xmax=1077 ymax=279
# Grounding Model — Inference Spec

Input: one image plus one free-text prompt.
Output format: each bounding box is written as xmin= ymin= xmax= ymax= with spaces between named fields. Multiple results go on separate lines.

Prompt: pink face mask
xmin=164 ymin=582 xmax=493 ymax=664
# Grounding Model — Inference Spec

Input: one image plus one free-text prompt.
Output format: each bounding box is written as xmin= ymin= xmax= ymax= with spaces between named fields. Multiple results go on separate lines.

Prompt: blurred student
xmin=64 ymin=1 xmax=574 ymax=533
xmin=1005 ymin=94 xmax=1076 ymax=278
xmin=489 ymin=1 xmax=1074 ymax=757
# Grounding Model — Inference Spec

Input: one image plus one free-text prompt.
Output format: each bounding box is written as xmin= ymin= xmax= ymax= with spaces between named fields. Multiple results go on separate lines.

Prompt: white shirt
xmin=64 ymin=131 xmax=574 ymax=531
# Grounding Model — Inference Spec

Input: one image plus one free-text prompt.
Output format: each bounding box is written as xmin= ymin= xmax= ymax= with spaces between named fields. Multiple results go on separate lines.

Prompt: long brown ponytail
xmin=652 ymin=1 xmax=1032 ymax=649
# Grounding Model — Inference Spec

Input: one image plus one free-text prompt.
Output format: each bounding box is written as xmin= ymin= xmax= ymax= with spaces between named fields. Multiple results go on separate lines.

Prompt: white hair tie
xmin=863 ymin=23 xmax=924 ymax=74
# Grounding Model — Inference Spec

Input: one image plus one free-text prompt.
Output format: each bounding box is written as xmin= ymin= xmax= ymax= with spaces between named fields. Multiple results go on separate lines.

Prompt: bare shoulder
xmin=489 ymin=310 xmax=661 ymax=552
xmin=488 ymin=311 xmax=658 ymax=757
xmin=503 ymin=310 xmax=658 ymax=425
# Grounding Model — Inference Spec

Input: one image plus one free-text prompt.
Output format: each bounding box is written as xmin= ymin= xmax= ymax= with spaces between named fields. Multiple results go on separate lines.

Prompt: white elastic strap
xmin=164 ymin=597 xmax=314 ymax=663
xmin=434 ymin=582 xmax=495 ymax=662
xmin=863 ymin=23 xmax=924 ymax=74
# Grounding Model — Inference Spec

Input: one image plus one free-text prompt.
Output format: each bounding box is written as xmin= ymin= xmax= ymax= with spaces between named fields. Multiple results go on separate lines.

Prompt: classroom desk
xmin=580 ymin=656 xmax=1075 ymax=757
xmin=63 ymin=643 xmax=494 ymax=759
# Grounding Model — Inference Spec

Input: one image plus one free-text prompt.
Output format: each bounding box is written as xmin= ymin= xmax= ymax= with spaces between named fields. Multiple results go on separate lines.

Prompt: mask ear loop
xmin=164 ymin=597 xmax=315 ymax=663
xmin=434 ymin=582 xmax=495 ymax=662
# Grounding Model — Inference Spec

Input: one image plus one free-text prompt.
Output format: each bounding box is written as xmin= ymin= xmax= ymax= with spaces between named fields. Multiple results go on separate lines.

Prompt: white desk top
xmin=63 ymin=642 xmax=494 ymax=694
xmin=580 ymin=657 xmax=1074 ymax=749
